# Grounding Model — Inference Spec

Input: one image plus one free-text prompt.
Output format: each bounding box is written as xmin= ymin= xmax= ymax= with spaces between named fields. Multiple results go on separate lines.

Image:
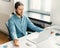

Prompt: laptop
xmin=26 ymin=28 xmax=51 ymax=44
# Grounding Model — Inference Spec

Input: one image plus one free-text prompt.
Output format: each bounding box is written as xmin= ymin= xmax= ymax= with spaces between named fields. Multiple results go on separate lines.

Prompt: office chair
xmin=5 ymin=13 xmax=14 ymax=40
xmin=5 ymin=21 xmax=12 ymax=40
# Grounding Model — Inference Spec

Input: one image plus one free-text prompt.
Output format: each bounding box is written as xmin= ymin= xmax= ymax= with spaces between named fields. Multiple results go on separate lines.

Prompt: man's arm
xmin=8 ymin=20 xmax=17 ymax=40
xmin=8 ymin=20 xmax=19 ymax=46
xmin=26 ymin=17 xmax=43 ymax=32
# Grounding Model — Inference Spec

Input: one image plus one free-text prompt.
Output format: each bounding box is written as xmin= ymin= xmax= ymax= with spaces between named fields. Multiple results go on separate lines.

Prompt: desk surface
xmin=0 ymin=36 xmax=37 ymax=48
xmin=0 ymin=25 xmax=60 ymax=48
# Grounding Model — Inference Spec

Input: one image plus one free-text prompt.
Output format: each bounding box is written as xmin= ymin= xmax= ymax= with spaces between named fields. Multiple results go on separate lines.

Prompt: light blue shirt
xmin=8 ymin=14 xmax=43 ymax=40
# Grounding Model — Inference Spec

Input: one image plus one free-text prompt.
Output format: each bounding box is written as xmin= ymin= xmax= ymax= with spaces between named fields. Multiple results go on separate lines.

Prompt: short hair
xmin=15 ymin=1 xmax=24 ymax=9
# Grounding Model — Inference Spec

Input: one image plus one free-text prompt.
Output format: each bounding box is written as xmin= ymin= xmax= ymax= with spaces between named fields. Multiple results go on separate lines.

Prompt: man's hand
xmin=50 ymin=31 xmax=54 ymax=34
xmin=14 ymin=39 xmax=20 ymax=47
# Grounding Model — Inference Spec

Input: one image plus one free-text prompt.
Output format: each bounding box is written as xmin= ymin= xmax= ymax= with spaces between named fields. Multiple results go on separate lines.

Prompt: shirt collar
xmin=13 ymin=11 xmax=23 ymax=18
xmin=14 ymin=14 xmax=23 ymax=19
xmin=17 ymin=15 xmax=21 ymax=18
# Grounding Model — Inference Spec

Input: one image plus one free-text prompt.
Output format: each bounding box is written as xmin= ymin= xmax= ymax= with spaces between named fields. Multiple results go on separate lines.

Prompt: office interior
xmin=0 ymin=0 xmax=60 ymax=48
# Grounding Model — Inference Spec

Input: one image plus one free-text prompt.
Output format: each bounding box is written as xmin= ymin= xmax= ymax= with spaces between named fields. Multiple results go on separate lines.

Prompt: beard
xmin=16 ymin=11 xmax=23 ymax=16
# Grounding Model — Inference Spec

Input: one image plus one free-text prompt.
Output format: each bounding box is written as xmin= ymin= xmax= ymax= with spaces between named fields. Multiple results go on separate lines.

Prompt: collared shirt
xmin=17 ymin=16 xmax=21 ymax=18
xmin=16 ymin=14 xmax=21 ymax=18
xmin=8 ymin=14 xmax=43 ymax=40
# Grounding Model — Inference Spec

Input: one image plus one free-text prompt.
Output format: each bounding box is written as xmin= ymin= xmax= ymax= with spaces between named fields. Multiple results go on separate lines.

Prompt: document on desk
xmin=0 ymin=37 xmax=37 ymax=48
xmin=26 ymin=29 xmax=51 ymax=44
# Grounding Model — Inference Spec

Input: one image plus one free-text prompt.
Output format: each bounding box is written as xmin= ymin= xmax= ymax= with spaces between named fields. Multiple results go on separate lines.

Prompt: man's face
xmin=16 ymin=5 xmax=24 ymax=16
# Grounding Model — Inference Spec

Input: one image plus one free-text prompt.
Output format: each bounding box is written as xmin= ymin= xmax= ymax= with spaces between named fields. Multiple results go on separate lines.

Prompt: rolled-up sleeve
xmin=27 ymin=17 xmax=43 ymax=32
xmin=8 ymin=20 xmax=17 ymax=40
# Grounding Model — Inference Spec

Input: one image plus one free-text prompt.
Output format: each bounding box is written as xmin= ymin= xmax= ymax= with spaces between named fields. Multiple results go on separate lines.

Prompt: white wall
xmin=0 ymin=0 xmax=14 ymax=34
xmin=51 ymin=0 xmax=60 ymax=25
xmin=0 ymin=0 xmax=14 ymax=14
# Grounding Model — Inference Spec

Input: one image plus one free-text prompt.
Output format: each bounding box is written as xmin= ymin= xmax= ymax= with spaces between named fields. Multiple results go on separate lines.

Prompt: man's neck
xmin=16 ymin=14 xmax=22 ymax=18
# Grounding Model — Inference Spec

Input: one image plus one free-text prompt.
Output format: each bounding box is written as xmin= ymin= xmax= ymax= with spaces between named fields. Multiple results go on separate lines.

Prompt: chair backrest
xmin=5 ymin=13 xmax=15 ymax=40
xmin=5 ymin=22 xmax=8 ymax=28
xmin=5 ymin=21 xmax=12 ymax=40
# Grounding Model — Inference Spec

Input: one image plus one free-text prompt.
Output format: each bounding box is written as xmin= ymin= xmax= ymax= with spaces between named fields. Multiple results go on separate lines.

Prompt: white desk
xmin=26 ymin=25 xmax=60 ymax=48
xmin=0 ymin=25 xmax=60 ymax=48
xmin=38 ymin=26 xmax=60 ymax=48
xmin=0 ymin=36 xmax=37 ymax=48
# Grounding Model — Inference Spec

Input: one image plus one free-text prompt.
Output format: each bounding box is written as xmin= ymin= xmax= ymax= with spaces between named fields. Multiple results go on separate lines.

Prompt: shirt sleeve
xmin=8 ymin=20 xmax=17 ymax=40
xmin=26 ymin=17 xmax=43 ymax=32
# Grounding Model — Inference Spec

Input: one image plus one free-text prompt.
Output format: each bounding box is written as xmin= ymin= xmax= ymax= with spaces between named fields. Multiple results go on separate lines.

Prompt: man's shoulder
xmin=23 ymin=15 xmax=28 ymax=19
xmin=8 ymin=15 xmax=15 ymax=22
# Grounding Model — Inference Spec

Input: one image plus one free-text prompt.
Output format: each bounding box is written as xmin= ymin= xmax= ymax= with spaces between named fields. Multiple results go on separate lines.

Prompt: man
xmin=8 ymin=2 xmax=43 ymax=47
